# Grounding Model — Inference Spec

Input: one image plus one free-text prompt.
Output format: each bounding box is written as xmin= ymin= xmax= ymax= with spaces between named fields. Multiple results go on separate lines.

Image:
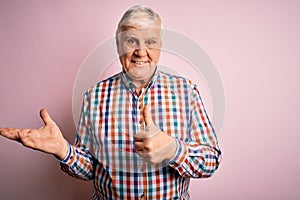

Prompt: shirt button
xmin=139 ymin=193 xmax=145 ymax=199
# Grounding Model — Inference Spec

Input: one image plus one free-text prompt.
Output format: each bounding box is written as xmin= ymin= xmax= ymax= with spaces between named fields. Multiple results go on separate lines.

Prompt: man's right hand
xmin=0 ymin=108 xmax=69 ymax=160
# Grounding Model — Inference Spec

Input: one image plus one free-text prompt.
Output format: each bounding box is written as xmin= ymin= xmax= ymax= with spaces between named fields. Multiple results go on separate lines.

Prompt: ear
xmin=115 ymin=36 xmax=121 ymax=55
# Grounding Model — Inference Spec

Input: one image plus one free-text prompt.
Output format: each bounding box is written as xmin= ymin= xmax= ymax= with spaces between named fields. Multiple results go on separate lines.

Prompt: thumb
xmin=143 ymin=105 xmax=153 ymax=126
xmin=40 ymin=108 xmax=55 ymax=125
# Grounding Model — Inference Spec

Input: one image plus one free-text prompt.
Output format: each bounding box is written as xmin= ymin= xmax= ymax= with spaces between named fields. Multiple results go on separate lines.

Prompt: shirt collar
xmin=121 ymin=66 xmax=158 ymax=93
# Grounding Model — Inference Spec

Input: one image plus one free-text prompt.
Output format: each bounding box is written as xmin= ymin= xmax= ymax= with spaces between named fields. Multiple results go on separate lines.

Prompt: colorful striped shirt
xmin=60 ymin=68 xmax=221 ymax=199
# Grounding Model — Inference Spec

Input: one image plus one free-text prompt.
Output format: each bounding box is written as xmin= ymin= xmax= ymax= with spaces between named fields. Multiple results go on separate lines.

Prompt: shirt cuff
xmin=168 ymin=139 xmax=188 ymax=168
xmin=60 ymin=143 xmax=75 ymax=164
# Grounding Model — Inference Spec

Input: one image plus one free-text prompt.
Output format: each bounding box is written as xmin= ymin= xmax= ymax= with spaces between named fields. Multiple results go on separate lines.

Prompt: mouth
xmin=131 ymin=60 xmax=148 ymax=65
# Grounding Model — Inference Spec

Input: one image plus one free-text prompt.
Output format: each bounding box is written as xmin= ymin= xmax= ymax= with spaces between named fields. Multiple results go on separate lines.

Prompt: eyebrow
xmin=124 ymin=34 xmax=137 ymax=38
xmin=124 ymin=34 xmax=159 ymax=40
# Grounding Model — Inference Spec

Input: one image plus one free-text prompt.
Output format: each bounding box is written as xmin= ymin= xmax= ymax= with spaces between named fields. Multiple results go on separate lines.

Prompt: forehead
xmin=119 ymin=20 xmax=161 ymax=38
xmin=121 ymin=27 xmax=161 ymax=39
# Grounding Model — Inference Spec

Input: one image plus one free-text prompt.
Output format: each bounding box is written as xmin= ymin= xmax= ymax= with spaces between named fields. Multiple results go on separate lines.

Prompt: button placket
xmin=137 ymin=94 xmax=145 ymax=131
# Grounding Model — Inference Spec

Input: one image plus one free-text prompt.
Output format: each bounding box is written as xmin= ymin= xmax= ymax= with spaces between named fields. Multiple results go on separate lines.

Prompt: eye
xmin=145 ymin=39 xmax=158 ymax=48
xmin=126 ymin=38 xmax=138 ymax=46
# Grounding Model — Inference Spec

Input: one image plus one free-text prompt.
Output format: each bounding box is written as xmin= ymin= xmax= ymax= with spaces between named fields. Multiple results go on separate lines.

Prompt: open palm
xmin=0 ymin=109 xmax=68 ymax=160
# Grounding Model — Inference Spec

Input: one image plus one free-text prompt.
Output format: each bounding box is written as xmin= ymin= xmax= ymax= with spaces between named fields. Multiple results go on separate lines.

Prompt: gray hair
xmin=116 ymin=5 xmax=161 ymax=34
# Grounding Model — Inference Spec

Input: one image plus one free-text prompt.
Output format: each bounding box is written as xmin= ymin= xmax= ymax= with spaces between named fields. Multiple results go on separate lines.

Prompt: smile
xmin=132 ymin=61 xmax=148 ymax=65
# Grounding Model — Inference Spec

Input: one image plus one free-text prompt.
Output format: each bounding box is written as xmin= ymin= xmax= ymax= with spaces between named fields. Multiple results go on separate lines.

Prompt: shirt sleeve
xmin=168 ymin=83 xmax=222 ymax=178
xmin=60 ymin=90 xmax=96 ymax=181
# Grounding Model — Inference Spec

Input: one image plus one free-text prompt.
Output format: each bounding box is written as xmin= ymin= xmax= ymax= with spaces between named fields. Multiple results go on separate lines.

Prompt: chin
xmin=127 ymin=67 xmax=149 ymax=76
xmin=127 ymin=72 xmax=148 ymax=81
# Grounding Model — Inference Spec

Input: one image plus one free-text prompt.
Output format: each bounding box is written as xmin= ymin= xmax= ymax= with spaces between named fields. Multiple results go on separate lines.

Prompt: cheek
xmin=150 ymin=50 xmax=161 ymax=63
xmin=118 ymin=44 xmax=133 ymax=57
xmin=119 ymin=54 xmax=132 ymax=67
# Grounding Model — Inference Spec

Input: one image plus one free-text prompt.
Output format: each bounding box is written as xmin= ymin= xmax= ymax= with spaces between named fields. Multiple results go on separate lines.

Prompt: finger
xmin=142 ymin=105 xmax=160 ymax=137
xmin=134 ymin=141 xmax=144 ymax=151
xmin=134 ymin=131 xmax=149 ymax=140
xmin=18 ymin=129 xmax=31 ymax=141
xmin=143 ymin=105 xmax=153 ymax=127
xmin=0 ymin=128 xmax=21 ymax=140
xmin=146 ymin=124 xmax=161 ymax=137
xmin=40 ymin=108 xmax=55 ymax=126
xmin=18 ymin=129 xmax=38 ymax=148
xmin=134 ymin=144 xmax=146 ymax=157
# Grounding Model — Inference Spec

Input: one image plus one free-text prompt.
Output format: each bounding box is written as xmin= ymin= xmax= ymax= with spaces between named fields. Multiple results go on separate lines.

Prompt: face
xmin=117 ymin=20 xmax=162 ymax=85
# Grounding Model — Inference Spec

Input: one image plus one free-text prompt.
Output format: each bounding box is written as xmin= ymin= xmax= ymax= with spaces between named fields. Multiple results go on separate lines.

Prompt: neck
xmin=123 ymin=66 xmax=157 ymax=90
xmin=131 ymin=79 xmax=149 ymax=89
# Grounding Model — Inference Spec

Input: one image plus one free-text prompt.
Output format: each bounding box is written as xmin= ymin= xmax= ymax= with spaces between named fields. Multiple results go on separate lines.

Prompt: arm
xmin=134 ymin=84 xmax=221 ymax=178
xmin=60 ymin=90 xmax=96 ymax=181
xmin=168 ymin=84 xmax=221 ymax=178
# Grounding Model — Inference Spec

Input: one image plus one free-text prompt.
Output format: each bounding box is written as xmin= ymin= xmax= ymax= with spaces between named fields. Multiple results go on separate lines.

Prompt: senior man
xmin=0 ymin=5 xmax=221 ymax=199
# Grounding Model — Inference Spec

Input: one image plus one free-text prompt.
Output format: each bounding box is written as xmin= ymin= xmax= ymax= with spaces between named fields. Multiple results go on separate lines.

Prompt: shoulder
xmin=85 ymin=72 xmax=122 ymax=95
xmin=157 ymin=70 xmax=196 ymax=89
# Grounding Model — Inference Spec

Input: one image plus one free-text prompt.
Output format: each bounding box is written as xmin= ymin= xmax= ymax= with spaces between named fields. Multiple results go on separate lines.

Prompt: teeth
xmin=135 ymin=61 xmax=146 ymax=65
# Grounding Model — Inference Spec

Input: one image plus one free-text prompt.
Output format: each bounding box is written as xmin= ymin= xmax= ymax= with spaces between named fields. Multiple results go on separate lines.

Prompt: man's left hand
xmin=134 ymin=105 xmax=177 ymax=164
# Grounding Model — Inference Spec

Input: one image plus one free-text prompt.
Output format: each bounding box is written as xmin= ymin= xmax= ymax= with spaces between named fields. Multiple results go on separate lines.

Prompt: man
xmin=0 ymin=5 xmax=221 ymax=199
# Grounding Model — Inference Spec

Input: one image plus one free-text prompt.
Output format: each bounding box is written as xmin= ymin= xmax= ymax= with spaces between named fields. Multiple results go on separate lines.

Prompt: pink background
xmin=0 ymin=1 xmax=299 ymax=199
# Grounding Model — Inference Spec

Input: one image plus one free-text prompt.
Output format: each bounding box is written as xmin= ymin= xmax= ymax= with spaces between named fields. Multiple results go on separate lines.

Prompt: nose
xmin=134 ymin=48 xmax=147 ymax=57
